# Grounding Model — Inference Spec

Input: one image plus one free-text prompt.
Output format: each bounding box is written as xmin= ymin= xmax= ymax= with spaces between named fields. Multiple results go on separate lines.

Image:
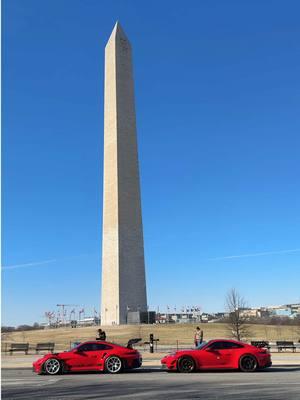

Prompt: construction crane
xmin=79 ymin=308 xmax=85 ymax=321
xmin=45 ymin=311 xmax=56 ymax=326
xmin=56 ymin=304 xmax=79 ymax=326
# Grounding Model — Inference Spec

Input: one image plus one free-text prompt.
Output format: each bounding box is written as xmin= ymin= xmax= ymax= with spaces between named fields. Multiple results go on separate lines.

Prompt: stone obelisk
xmin=101 ymin=22 xmax=147 ymax=325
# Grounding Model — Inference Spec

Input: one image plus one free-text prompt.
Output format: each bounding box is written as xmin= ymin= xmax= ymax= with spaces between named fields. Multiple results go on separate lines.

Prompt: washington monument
xmin=101 ymin=22 xmax=147 ymax=325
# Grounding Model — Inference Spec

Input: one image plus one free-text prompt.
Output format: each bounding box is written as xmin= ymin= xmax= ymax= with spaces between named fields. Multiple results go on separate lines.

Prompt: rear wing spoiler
xmin=127 ymin=338 xmax=142 ymax=349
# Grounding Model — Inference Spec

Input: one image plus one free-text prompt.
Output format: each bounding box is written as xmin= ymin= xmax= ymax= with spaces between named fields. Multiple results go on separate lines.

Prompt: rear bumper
xmin=124 ymin=357 xmax=142 ymax=369
xmin=261 ymin=361 xmax=272 ymax=368
xmin=131 ymin=357 xmax=142 ymax=369
xmin=257 ymin=355 xmax=272 ymax=369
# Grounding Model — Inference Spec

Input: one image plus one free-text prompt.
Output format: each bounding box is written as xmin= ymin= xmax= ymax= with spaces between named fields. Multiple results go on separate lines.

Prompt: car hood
xmin=33 ymin=352 xmax=64 ymax=365
xmin=166 ymin=349 xmax=196 ymax=357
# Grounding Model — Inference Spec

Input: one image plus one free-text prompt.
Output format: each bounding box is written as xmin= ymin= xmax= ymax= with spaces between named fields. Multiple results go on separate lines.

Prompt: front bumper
xmin=32 ymin=362 xmax=43 ymax=374
xmin=161 ymin=356 xmax=177 ymax=371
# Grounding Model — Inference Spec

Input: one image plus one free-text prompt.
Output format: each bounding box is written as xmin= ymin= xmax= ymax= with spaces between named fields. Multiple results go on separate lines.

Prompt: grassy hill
xmin=2 ymin=323 xmax=299 ymax=352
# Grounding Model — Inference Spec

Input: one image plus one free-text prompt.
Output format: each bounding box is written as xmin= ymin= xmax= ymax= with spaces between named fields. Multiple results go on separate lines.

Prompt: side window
xmin=209 ymin=341 xmax=243 ymax=350
xmin=78 ymin=343 xmax=113 ymax=352
xmin=208 ymin=341 xmax=226 ymax=350
xmin=224 ymin=342 xmax=243 ymax=349
xmin=78 ymin=343 xmax=94 ymax=352
xmin=94 ymin=344 xmax=112 ymax=351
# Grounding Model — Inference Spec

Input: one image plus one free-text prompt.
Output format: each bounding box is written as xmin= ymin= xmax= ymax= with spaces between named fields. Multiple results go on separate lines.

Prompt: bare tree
xmin=225 ymin=288 xmax=250 ymax=341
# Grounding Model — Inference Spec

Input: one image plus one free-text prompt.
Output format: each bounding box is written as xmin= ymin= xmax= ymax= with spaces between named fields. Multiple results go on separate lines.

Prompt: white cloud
xmin=2 ymin=259 xmax=57 ymax=270
xmin=209 ymin=248 xmax=300 ymax=261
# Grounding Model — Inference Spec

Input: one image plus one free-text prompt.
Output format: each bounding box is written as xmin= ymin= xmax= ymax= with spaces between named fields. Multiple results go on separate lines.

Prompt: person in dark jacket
xmin=96 ymin=329 xmax=106 ymax=341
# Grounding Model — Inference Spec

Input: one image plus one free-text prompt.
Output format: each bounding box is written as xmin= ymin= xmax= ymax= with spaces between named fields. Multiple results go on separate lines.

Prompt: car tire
xmin=105 ymin=356 xmax=123 ymax=374
xmin=239 ymin=355 xmax=258 ymax=372
xmin=177 ymin=356 xmax=196 ymax=373
xmin=43 ymin=358 xmax=62 ymax=375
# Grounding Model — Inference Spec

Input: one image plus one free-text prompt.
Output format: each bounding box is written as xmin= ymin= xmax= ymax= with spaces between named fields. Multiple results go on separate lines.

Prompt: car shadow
xmin=259 ymin=366 xmax=300 ymax=373
xmin=56 ymin=365 xmax=300 ymax=376
xmin=192 ymin=366 xmax=300 ymax=374
xmin=60 ymin=367 xmax=163 ymax=376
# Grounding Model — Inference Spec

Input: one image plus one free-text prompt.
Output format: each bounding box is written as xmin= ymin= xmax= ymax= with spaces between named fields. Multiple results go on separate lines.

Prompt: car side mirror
xmin=206 ymin=347 xmax=214 ymax=352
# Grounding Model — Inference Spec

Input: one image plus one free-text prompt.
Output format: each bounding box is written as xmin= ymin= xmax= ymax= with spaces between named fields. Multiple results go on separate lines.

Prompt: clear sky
xmin=2 ymin=0 xmax=300 ymax=326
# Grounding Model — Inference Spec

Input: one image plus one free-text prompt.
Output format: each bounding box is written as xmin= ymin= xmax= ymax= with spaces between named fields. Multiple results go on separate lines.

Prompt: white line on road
xmin=2 ymin=378 xmax=59 ymax=386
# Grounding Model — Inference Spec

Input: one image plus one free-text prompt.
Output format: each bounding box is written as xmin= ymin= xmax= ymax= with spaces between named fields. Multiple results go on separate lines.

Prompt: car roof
xmin=79 ymin=340 xmax=121 ymax=347
xmin=207 ymin=339 xmax=247 ymax=345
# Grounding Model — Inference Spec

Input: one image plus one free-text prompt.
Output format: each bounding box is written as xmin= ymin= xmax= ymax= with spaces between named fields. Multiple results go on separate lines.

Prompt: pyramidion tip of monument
xmin=106 ymin=21 xmax=129 ymax=46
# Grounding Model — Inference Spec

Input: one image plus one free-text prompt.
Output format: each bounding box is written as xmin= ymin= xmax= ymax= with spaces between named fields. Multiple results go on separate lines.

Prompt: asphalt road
xmin=2 ymin=366 xmax=300 ymax=400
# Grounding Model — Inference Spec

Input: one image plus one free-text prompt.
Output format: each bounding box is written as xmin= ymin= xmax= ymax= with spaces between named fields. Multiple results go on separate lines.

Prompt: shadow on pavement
xmin=35 ymin=366 xmax=300 ymax=376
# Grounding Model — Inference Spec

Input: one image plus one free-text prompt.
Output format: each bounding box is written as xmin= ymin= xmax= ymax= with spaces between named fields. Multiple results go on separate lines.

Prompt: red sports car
xmin=33 ymin=339 xmax=142 ymax=375
xmin=161 ymin=339 xmax=272 ymax=373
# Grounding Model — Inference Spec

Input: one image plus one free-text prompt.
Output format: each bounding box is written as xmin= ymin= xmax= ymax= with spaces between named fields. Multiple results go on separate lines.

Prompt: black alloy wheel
xmin=239 ymin=355 xmax=258 ymax=372
xmin=178 ymin=356 xmax=196 ymax=373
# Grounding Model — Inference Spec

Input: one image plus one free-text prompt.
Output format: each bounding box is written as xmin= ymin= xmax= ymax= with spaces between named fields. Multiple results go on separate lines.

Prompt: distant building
xmin=77 ymin=317 xmax=100 ymax=326
xmin=240 ymin=308 xmax=260 ymax=319
xmin=155 ymin=312 xmax=207 ymax=324
xmin=127 ymin=311 xmax=156 ymax=324
xmin=262 ymin=303 xmax=300 ymax=319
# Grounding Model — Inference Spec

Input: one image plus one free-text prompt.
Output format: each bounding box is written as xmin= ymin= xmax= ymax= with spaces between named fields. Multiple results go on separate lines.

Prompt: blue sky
xmin=2 ymin=0 xmax=300 ymax=326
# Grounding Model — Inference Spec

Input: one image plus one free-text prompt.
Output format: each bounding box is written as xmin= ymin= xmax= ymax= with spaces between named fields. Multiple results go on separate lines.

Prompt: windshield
xmin=70 ymin=342 xmax=81 ymax=350
xmin=196 ymin=341 xmax=207 ymax=350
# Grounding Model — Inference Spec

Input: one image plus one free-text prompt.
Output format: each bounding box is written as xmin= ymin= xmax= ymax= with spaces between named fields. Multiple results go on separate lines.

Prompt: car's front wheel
xmin=239 ymin=355 xmax=257 ymax=372
xmin=105 ymin=356 xmax=123 ymax=374
xmin=177 ymin=356 xmax=195 ymax=373
xmin=44 ymin=358 xmax=62 ymax=375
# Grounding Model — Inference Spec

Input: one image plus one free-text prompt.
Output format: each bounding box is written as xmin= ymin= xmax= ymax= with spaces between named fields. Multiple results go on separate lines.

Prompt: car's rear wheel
xmin=105 ymin=356 xmax=123 ymax=374
xmin=44 ymin=358 xmax=61 ymax=375
xmin=177 ymin=356 xmax=195 ymax=373
xmin=239 ymin=355 xmax=257 ymax=372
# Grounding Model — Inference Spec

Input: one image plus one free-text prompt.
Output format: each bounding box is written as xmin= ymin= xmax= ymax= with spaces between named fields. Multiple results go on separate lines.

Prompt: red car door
xmin=198 ymin=349 xmax=220 ymax=369
xmin=68 ymin=342 xmax=112 ymax=371
xmin=215 ymin=349 xmax=234 ymax=368
xmin=64 ymin=343 xmax=92 ymax=371
xmin=66 ymin=348 xmax=93 ymax=371
xmin=200 ymin=341 xmax=244 ymax=369
xmin=84 ymin=343 xmax=113 ymax=370
xmin=200 ymin=341 xmax=230 ymax=369
xmin=217 ymin=342 xmax=244 ymax=368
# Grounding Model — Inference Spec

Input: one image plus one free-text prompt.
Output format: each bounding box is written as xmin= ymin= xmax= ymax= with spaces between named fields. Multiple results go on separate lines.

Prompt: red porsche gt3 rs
xmin=161 ymin=339 xmax=272 ymax=373
xmin=33 ymin=339 xmax=142 ymax=375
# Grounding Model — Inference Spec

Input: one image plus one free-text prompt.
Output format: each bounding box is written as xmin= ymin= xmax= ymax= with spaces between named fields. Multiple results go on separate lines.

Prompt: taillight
xmin=258 ymin=349 xmax=268 ymax=354
xmin=124 ymin=351 xmax=137 ymax=355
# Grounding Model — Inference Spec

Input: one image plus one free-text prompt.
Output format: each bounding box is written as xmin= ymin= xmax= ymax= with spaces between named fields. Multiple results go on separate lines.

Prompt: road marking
xmin=3 ymin=378 xmax=59 ymax=386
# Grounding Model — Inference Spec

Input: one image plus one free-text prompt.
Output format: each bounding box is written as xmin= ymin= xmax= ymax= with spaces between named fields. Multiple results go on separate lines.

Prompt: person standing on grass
xmin=194 ymin=326 xmax=203 ymax=347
